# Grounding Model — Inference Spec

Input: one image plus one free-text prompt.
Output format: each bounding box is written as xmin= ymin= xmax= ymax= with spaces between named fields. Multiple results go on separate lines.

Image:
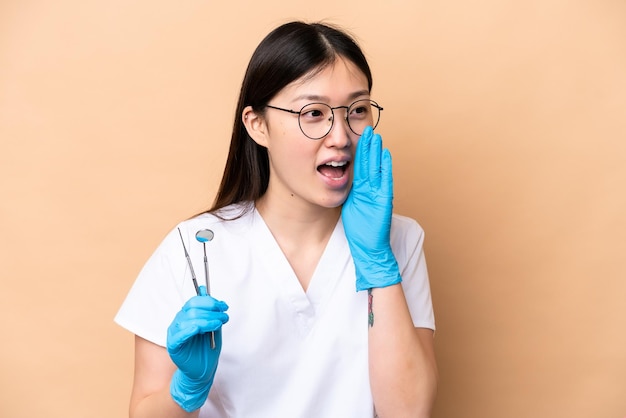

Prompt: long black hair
xmin=207 ymin=21 xmax=373 ymax=217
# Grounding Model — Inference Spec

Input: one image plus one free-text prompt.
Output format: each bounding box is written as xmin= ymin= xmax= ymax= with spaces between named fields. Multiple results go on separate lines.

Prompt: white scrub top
xmin=115 ymin=204 xmax=435 ymax=418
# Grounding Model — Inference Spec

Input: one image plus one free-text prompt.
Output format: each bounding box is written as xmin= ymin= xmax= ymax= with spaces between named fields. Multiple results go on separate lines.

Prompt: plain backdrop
xmin=1 ymin=1 xmax=625 ymax=417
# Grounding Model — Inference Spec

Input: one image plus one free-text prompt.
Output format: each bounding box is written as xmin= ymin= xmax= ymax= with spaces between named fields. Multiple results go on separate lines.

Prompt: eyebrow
xmin=291 ymin=90 xmax=370 ymax=104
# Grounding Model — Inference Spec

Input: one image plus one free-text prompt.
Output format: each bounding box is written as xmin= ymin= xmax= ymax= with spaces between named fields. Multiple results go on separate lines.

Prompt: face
xmin=245 ymin=57 xmax=371 ymax=212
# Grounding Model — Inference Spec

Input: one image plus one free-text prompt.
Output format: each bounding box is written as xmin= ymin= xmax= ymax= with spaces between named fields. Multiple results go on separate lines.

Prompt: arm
xmin=342 ymin=127 xmax=437 ymax=416
xmin=129 ymin=288 xmax=228 ymax=418
xmin=368 ymin=285 xmax=438 ymax=417
xmin=130 ymin=336 xmax=200 ymax=418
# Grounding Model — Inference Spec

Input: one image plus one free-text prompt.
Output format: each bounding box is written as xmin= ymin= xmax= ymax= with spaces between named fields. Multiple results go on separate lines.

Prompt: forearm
xmin=131 ymin=384 xmax=201 ymax=418
xmin=368 ymin=284 xmax=438 ymax=418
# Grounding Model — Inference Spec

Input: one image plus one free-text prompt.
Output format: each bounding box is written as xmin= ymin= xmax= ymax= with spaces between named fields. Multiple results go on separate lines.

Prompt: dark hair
xmin=207 ymin=21 xmax=373 ymax=217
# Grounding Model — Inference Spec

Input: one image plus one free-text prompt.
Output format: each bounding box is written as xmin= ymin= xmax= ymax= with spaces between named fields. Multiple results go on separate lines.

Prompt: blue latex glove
xmin=167 ymin=286 xmax=229 ymax=412
xmin=342 ymin=126 xmax=401 ymax=292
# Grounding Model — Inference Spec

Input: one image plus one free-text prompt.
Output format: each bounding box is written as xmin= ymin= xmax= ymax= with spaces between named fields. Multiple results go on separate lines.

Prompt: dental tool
xmin=195 ymin=229 xmax=215 ymax=294
xmin=196 ymin=228 xmax=216 ymax=349
xmin=177 ymin=227 xmax=200 ymax=295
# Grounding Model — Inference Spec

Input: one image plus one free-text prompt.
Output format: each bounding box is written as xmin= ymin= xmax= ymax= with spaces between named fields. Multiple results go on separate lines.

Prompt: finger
xmin=190 ymin=316 xmax=229 ymax=333
xmin=184 ymin=306 xmax=230 ymax=323
xmin=169 ymin=315 xmax=229 ymax=349
xmin=167 ymin=322 xmax=200 ymax=352
xmin=381 ymin=148 xmax=394 ymax=197
xmin=198 ymin=285 xmax=208 ymax=296
xmin=183 ymin=294 xmax=229 ymax=312
xmin=354 ymin=126 xmax=372 ymax=182
xmin=369 ymin=132 xmax=383 ymax=189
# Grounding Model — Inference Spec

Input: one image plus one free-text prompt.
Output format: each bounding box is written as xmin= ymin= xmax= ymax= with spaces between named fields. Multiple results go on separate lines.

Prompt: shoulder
xmin=173 ymin=203 xmax=257 ymax=240
xmin=179 ymin=203 xmax=252 ymax=226
xmin=389 ymin=213 xmax=426 ymax=264
xmin=391 ymin=213 xmax=425 ymax=243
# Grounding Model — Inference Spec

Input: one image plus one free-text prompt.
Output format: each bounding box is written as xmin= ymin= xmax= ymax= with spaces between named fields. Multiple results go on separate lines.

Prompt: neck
xmin=255 ymin=194 xmax=341 ymax=291
xmin=255 ymin=194 xmax=341 ymax=244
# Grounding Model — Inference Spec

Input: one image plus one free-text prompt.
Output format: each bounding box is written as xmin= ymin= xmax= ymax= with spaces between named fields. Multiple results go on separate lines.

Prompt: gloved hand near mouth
xmin=342 ymin=126 xmax=402 ymax=292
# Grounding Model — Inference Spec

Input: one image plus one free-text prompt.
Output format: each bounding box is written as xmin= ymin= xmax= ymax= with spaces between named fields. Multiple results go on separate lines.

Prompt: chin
xmin=319 ymin=192 xmax=350 ymax=209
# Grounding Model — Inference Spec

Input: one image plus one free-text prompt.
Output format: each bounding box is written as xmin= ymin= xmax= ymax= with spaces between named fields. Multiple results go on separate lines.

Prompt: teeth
xmin=325 ymin=161 xmax=347 ymax=167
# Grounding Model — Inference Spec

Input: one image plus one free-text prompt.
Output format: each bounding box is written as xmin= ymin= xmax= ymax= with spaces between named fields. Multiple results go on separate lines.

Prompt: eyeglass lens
xmin=298 ymin=99 xmax=381 ymax=139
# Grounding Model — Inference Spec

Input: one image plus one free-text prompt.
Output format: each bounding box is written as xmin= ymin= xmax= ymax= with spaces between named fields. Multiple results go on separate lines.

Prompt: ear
xmin=242 ymin=106 xmax=269 ymax=148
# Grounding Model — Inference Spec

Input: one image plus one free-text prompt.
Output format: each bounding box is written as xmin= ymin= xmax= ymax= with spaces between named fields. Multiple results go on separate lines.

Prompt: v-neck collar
xmin=251 ymin=208 xmax=349 ymax=332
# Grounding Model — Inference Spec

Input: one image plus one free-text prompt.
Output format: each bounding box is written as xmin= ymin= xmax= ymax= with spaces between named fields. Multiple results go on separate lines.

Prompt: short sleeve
xmin=390 ymin=214 xmax=436 ymax=330
xmin=114 ymin=225 xmax=199 ymax=347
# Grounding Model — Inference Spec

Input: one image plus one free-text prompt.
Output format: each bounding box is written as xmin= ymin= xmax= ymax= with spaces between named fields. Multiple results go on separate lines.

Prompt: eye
xmin=300 ymin=104 xmax=331 ymax=122
xmin=349 ymin=104 xmax=371 ymax=120
xmin=303 ymin=109 xmax=324 ymax=118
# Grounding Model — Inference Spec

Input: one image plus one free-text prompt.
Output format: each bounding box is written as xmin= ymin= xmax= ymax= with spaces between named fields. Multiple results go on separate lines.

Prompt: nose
xmin=323 ymin=110 xmax=353 ymax=148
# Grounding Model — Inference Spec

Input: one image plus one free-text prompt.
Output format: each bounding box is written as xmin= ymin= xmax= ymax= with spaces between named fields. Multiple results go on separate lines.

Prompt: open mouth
xmin=317 ymin=160 xmax=350 ymax=180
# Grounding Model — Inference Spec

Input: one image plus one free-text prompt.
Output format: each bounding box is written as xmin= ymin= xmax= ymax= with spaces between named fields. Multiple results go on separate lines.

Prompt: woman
xmin=115 ymin=21 xmax=437 ymax=418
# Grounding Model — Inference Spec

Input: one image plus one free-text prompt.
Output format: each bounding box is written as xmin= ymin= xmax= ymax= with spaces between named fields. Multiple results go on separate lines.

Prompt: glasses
xmin=265 ymin=99 xmax=383 ymax=140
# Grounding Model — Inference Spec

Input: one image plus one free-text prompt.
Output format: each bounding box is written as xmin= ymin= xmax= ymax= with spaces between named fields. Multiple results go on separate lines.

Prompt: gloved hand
xmin=342 ymin=126 xmax=401 ymax=292
xmin=167 ymin=286 xmax=229 ymax=412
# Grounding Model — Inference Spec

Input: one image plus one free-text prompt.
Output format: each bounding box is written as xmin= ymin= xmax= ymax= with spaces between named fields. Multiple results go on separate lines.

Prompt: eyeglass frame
xmin=264 ymin=99 xmax=383 ymax=140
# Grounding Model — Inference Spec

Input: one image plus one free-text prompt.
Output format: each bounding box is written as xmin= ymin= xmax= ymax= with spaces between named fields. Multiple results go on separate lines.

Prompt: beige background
xmin=1 ymin=1 xmax=625 ymax=417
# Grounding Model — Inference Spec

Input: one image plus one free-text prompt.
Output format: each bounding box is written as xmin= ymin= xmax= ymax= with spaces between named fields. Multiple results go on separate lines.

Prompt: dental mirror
xmin=195 ymin=228 xmax=216 ymax=349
